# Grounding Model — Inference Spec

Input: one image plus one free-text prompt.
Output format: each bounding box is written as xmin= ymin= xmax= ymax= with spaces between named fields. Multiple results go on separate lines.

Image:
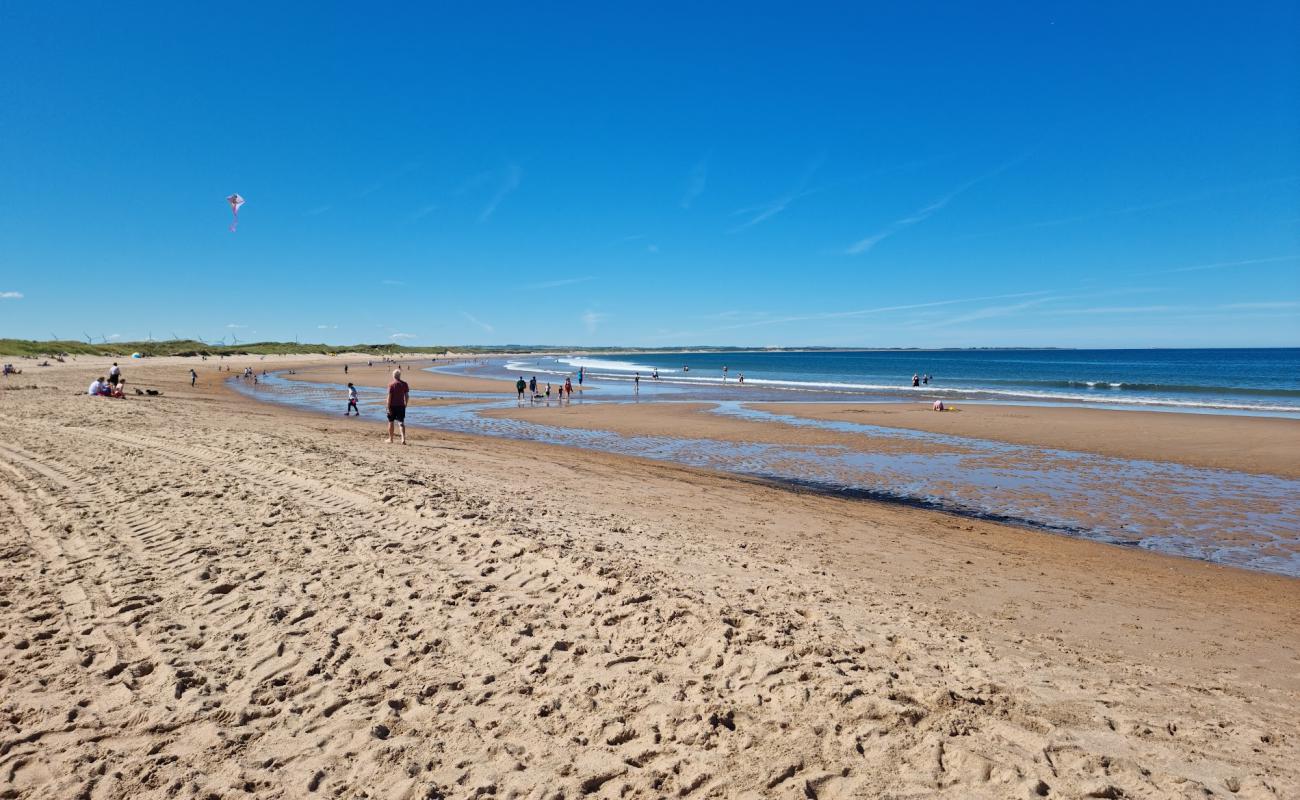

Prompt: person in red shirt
xmin=386 ymin=369 xmax=410 ymax=444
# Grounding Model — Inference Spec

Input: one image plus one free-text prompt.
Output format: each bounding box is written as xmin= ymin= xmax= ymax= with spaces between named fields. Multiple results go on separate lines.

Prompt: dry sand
xmin=1 ymin=357 xmax=1297 ymax=799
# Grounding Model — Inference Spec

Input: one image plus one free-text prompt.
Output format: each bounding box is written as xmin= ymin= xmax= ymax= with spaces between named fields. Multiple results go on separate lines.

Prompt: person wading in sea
xmin=346 ymin=382 xmax=360 ymax=416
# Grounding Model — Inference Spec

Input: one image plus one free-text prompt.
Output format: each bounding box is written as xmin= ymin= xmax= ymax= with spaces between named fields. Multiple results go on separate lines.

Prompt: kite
xmin=226 ymin=193 xmax=245 ymax=232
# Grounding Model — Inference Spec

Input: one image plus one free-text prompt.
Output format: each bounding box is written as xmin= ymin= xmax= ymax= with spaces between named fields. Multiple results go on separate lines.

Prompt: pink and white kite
xmin=226 ymin=193 xmax=245 ymax=232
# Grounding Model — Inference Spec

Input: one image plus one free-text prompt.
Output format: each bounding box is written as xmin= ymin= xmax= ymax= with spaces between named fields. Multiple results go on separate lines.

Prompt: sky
xmin=1 ymin=2 xmax=1297 ymax=348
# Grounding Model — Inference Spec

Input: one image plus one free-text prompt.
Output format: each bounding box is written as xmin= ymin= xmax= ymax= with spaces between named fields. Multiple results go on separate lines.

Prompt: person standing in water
xmin=516 ymin=377 xmax=527 ymax=403
xmin=912 ymin=373 xmax=920 ymax=387
xmin=578 ymin=367 xmax=584 ymax=386
xmin=722 ymin=365 xmax=728 ymax=383
xmin=386 ymin=369 xmax=410 ymax=444
xmin=634 ymin=372 xmax=640 ymax=394
xmin=346 ymin=382 xmax=359 ymax=416
xmin=564 ymin=376 xmax=573 ymax=401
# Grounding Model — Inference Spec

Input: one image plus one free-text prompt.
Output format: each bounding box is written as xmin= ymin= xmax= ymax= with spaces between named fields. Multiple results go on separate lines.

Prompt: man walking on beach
xmin=516 ymin=377 xmax=527 ymax=404
xmin=386 ymin=369 xmax=410 ymax=444
xmin=189 ymin=368 xmax=198 ymax=387
xmin=346 ymin=382 xmax=360 ymax=416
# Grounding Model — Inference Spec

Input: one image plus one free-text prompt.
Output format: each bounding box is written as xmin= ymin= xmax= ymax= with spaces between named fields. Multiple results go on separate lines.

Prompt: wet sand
xmin=1 ymin=356 xmax=1297 ymax=798
xmin=759 ymin=401 xmax=1300 ymax=478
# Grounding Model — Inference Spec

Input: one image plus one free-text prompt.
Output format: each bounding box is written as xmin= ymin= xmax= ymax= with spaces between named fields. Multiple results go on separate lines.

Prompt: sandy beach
xmin=2 ymin=356 xmax=1298 ymax=799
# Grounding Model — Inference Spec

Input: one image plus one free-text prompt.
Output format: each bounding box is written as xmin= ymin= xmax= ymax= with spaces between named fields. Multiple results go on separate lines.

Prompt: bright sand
xmin=1 ymin=355 xmax=1297 ymax=798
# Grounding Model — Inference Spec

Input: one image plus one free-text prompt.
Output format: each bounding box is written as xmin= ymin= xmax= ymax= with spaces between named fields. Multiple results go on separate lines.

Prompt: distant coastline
xmin=6 ymin=336 xmax=1297 ymax=359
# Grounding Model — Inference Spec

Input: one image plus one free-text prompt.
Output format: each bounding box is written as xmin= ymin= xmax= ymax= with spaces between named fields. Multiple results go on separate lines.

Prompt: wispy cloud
xmin=914 ymin=296 xmax=1058 ymax=328
xmin=523 ymin=276 xmax=596 ymax=290
xmin=1146 ymin=255 xmax=1300 ymax=275
xmin=0 ymin=291 xmax=22 ymax=299
xmin=971 ymin=175 xmax=1300 ymax=238
xmin=846 ymin=159 xmax=1021 ymax=255
xmin=729 ymin=156 xmax=824 ymax=233
xmin=359 ymin=160 xmax=424 ymax=198
xmin=1052 ymin=305 xmax=1177 ymax=315
xmin=479 ymin=165 xmax=522 ymax=222
xmin=581 ymin=310 xmax=609 ymax=334
xmin=461 ymin=312 xmax=494 ymax=333
xmin=650 ymin=290 xmax=1050 ymax=340
xmin=225 ymin=323 xmax=247 ymax=329
xmin=317 ymin=324 xmax=338 ymax=330
xmin=390 ymin=332 xmax=417 ymax=341
xmin=1219 ymin=300 xmax=1300 ymax=310
xmin=408 ymin=204 xmax=439 ymax=221
xmin=107 ymin=333 xmax=121 ymax=340
xmin=681 ymin=155 xmax=709 ymax=209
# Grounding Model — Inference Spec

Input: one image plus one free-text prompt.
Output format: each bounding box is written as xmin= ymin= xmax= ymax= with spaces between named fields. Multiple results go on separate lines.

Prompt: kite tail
xmin=229 ymin=212 xmax=239 ymax=233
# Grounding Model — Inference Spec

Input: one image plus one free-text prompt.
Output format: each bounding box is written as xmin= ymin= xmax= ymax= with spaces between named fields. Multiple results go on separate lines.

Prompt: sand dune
xmin=0 ymin=358 xmax=1296 ymax=798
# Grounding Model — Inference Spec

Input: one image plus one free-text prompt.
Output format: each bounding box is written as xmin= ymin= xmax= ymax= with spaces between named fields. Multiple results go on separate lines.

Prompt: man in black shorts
xmin=386 ymin=369 xmax=410 ymax=444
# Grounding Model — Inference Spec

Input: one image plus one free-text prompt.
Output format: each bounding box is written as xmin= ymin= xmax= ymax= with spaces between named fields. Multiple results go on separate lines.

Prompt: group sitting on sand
xmin=2 ymin=363 xmax=20 ymax=376
xmin=87 ymin=375 xmax=127 ymax=398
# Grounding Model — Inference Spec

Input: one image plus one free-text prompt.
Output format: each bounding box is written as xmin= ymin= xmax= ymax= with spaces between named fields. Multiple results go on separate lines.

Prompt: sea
xmin=497 ymin=348 xmax=1300 ymax=417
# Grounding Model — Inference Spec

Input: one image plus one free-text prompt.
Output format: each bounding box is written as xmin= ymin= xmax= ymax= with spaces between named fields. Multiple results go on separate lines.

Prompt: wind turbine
xmin=82 ymin=331 xmax=93 ymax=344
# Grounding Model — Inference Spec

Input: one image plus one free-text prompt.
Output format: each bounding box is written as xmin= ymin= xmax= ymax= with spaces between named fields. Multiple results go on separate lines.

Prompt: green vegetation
xmin=0 ymin=338 xmax=442 ymax=358
xmin=0 ymin=338 xmax=1072 ymax=358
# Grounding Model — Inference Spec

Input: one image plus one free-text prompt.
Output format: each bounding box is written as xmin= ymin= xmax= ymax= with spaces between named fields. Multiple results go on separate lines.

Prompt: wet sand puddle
xmin=235 ymin=374 xmax=1300 ymax=577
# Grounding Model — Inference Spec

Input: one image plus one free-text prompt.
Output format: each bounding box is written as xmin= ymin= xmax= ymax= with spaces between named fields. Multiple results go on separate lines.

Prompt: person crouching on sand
xmin=387 ymin=369 xmax=410 ymax=444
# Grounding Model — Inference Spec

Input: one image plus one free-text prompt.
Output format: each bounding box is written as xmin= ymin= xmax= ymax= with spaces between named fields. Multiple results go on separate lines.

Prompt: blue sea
xmin=497 ymin=348 xmax=1300 ymax=417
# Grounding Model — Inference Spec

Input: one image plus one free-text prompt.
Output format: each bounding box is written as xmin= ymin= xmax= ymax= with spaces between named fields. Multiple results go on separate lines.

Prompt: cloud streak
xmin=581 ymin=310 xmax=609 ymax=334
xmin=522 ymin=276 xmax=596 ymax=290
xmin=1147 ymin=254 xmax=1300 ymax=275
xmin=846 ymin=159 xmax=1021 ymax=255
xmin=681 ymin=156 xmax=708 ymax=209
xmin=651 ymin=290 xmax=1051 ymax=340
xmin=479 ymin=165 xmax=522 ymax=222
xmin=461 ymin=312 xmax=494 ymax=333
xmin=390 ymin=332 xmax=417 ymax=340
xmin=0 ymin=291 xmax=22 ymax=299
xmin=729 ymin=156 xmax=824 ymax=232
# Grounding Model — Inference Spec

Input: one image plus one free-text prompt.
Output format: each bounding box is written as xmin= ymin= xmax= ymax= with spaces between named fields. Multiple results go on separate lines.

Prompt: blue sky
xmin=1 ymin=2 xmax=1297 ymax=348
